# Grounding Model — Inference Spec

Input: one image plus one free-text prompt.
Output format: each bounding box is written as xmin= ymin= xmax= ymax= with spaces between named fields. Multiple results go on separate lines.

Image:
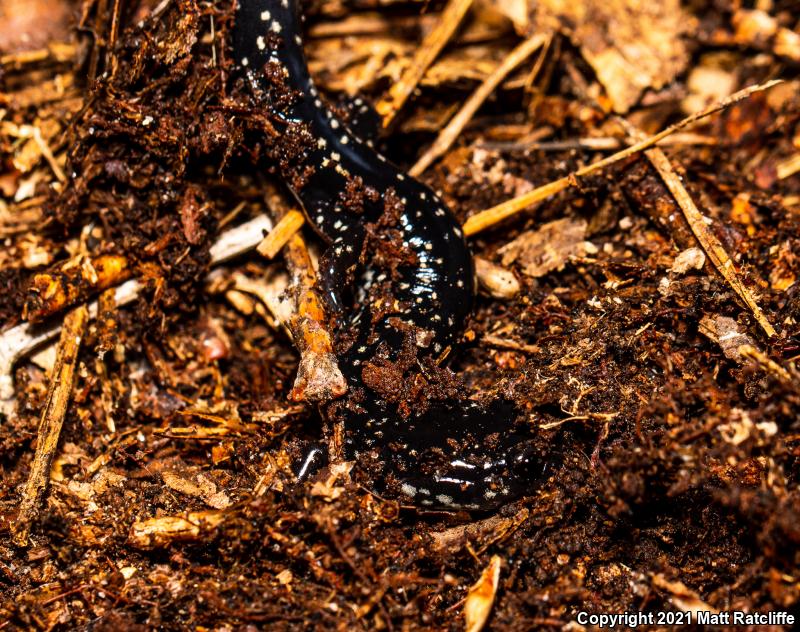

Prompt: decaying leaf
xmin=464 ymin=555 xmax=502 ymax=632
xmin=535 ymin=0 xmax=694 ymax=112
xmin=769 ymin=239 xmax=798 ymax=291
xmin=162 ymin=470 xmax=232 ymax=509
xmin=498 ymin=217 xmax=588 ymax=277
xmin=717 ymin=408 xmax=778 ymax=447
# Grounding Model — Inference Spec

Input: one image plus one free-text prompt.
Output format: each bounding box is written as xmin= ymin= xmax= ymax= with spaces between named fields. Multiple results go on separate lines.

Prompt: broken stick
xmin=376 ymin=0 xmax=475 ymax=126
xmin=260 ymin=181 xmax=346 ymax=402
xmin=410 ymin=33 xmax=548 ymax=176
xmin=461 ymin=80 xmax=783 ymax=236
xmin=13 ymin=305 xmax=88 ymax=546
xmin=619 ymin=118 xmax=777 ymax=338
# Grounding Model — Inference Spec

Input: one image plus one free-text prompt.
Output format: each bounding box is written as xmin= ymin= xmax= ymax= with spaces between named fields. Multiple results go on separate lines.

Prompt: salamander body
xmin=235 ymin=0 xmax=540 ymax=510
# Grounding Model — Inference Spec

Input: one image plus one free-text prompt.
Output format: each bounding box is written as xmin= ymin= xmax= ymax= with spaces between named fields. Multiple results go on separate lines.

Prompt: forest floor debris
xmin=1 ymin=0 xmax=799 ymax=630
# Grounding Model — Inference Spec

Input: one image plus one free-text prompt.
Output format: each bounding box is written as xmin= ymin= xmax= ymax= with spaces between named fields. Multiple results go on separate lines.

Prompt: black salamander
xmin=235 ymin=0 xmax=540 ymax=510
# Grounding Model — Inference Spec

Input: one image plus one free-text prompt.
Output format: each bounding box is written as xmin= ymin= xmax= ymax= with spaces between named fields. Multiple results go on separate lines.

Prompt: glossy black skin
xmin=235 ymin=0 xmax=538 ymax=510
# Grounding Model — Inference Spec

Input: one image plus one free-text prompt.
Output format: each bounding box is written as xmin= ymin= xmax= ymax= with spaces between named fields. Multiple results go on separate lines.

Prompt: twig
xmin=0 ymin=42 xmax=76 ymax=70
xmin=29 ymin=125 xmax=66 ymax=183
xmin=261 ymin=183 xmax=346 ymax=402
xmin=477 ymin=132 xmax=719 ymax=153
xmin=738 ymin=344 xmax=794 ymax=383
xmin=620 ymin=118 xmax=776 ymax=338
xmin=1 ymin=122 xmax=66 ymax=182
xmin=538 ymin=411 xmax=618 ymax=430
xmin=87 ymin=0 xmax=109 ymax=82
xmin=107 ymin=0 xmax=124 ymax=77
xmin=12 ymin=305 xmax=88 ymax=546
xmin=284 ymin=231 xmax=347 ymax=402
xmin=482 ymin=334 xmax=540 ymax=355
xmin=25 ymin=254 xmax=130 ymax=322
xmin=410 ymin=33 xmax=547 ymax=176
xmin=257 ymin=209 xmax=306 ymax=259
xmin=376 ymin=0 xmax=475 ymax=127
xmin=462 ymin=80 xmax=783 ymax=237
xmin=777 ymin=152 xmax=800 ymax=180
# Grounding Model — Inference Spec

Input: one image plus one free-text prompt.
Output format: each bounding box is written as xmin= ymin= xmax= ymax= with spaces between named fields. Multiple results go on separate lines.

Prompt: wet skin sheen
xmin=235 ymin=0 xmax=539 ymax=510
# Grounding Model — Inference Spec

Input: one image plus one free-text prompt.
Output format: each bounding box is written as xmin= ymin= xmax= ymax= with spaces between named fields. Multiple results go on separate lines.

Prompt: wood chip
xmin=698 ymin=314 xmax=756 ymax=363
xmin=670 ymin=247 xmax=705 ymax=275
xmin=732 ymin=9 xmax=800 ymax=62
xmin=129 ymin=510 xmax=230 ymax=550
xmin=474 ymin=256 xmax=520 ymax=299
xmin=776 ymin=153 xmax=800 ymax=180
xmin=257 ymin=209 xmax=306 ymax=259
xmin=651 ymin=573 xmax=717 ymax=616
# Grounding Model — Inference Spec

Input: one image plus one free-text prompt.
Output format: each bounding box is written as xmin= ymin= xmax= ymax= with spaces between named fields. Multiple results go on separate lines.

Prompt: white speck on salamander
xmin=260 ymin=10 xmax=270 ymax=20
xmin=256 ymin=36 xmax=265 ymax=50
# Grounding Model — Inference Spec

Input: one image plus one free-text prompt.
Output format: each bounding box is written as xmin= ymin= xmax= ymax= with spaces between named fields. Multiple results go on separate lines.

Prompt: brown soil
xmin=1 ymin=0 xmax=799 ymax=630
